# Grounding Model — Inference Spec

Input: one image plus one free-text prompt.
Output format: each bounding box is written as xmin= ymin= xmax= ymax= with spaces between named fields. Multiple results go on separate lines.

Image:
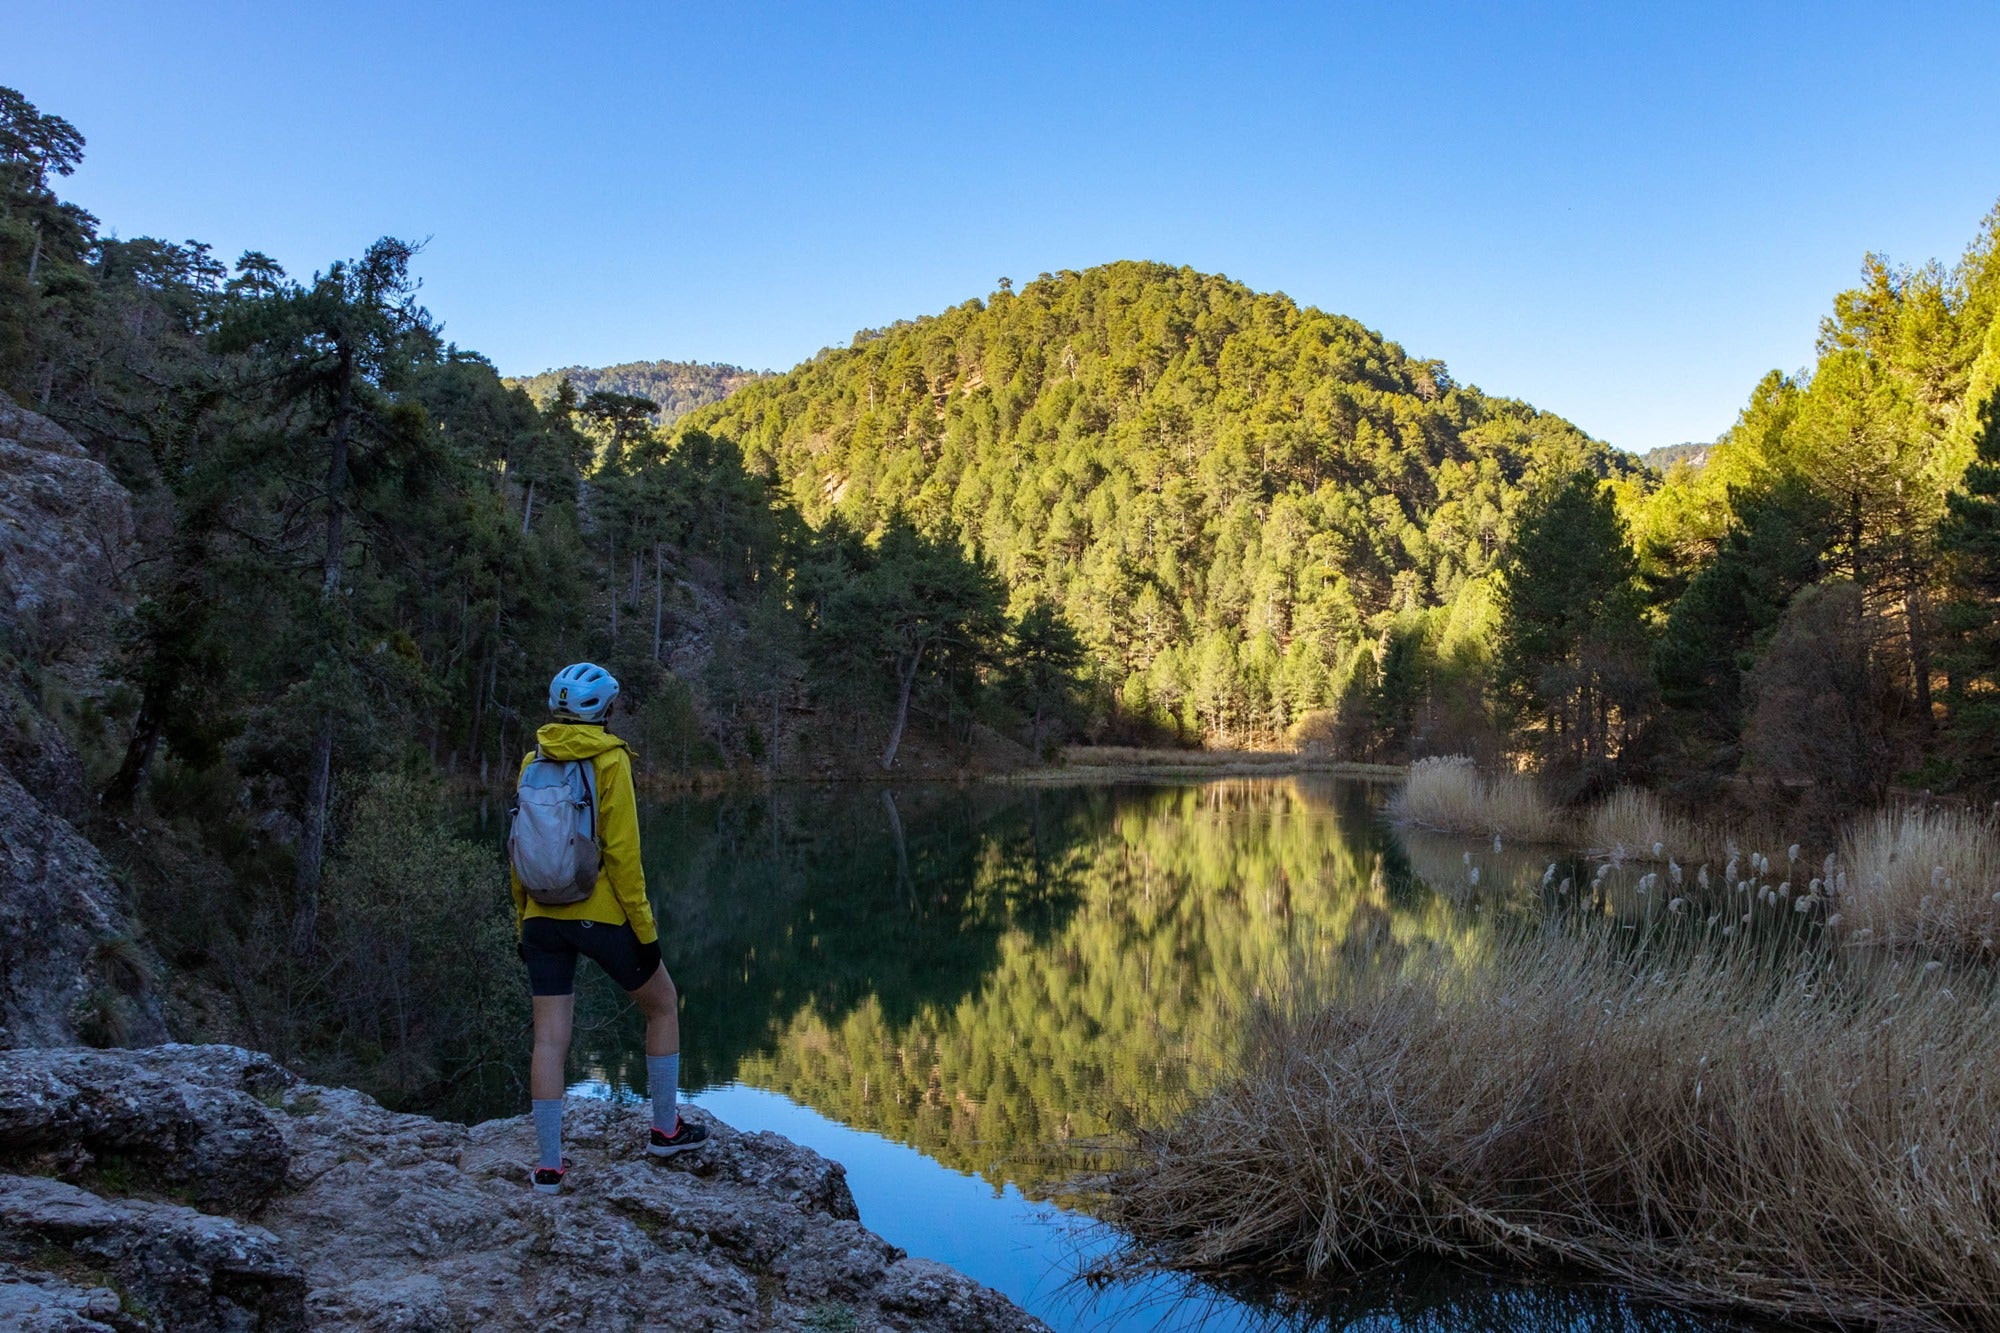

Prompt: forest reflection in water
xmin=455 ymin=778 xmax=1748 ymax=1332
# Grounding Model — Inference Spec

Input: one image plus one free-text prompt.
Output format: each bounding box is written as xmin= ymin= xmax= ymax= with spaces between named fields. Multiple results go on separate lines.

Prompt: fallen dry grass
xmin=1099 ymin=923 xmax=2000 ymax=1330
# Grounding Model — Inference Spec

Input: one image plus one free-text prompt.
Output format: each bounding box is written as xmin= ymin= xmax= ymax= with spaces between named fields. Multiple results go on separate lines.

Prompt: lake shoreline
xmin=443 ymin=746 xmax=1409 ymax=800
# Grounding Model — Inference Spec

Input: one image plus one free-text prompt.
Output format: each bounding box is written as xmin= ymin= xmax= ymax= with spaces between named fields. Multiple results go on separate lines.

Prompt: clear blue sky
xmin=13 ymin=1 xmax=2000 ymax=452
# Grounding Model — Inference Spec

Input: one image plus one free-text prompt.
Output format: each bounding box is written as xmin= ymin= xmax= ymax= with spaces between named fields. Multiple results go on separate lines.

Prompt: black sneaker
xmin=531 ymin=1156 xmax=572 ymax=1195
xmin=648 ymin=1116 xmax=709 ymax=1157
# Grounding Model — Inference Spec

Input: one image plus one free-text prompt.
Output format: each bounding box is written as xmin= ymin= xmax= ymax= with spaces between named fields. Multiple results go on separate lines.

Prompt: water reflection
xmin=576 ymin=781 xmax=1452 ymax=1190
xmin=455 ymin=778 xmax=1747 ymax=1331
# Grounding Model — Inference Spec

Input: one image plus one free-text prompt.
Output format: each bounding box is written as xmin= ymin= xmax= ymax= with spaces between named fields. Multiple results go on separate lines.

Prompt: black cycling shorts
xmin=518 ymin=918 xmax=662 ymax=997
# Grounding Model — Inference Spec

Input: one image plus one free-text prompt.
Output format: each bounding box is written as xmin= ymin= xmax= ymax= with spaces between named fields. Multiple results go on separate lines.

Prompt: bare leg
xmin=627 ymin=964 xmax=680 ymax=1058
xmin=529 ymin=993 xmax=575 ymax=1101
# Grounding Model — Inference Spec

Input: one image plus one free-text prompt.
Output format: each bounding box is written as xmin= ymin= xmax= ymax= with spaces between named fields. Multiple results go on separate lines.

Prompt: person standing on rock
xmin=510 ymin=662 xmax=707 ymax=1194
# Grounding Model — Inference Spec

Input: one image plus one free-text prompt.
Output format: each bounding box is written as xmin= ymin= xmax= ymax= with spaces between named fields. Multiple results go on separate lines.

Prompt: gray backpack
xmin=509 ymin=749 xmax=601 ymax=905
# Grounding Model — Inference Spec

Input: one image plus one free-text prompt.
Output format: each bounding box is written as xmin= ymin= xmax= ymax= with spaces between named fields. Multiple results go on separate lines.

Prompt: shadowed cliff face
xmin=0 ymin=391 xmax=162 ymax=1051
xmin=0 ymin=1044 xmax=1050 ymax=1333
xmin=0 ymin=391 xmax=133 ymax=669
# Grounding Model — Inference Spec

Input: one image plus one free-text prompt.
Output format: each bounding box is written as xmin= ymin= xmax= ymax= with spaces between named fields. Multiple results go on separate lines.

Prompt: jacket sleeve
xmin=597 ymin=748 xmax=657 ymax=944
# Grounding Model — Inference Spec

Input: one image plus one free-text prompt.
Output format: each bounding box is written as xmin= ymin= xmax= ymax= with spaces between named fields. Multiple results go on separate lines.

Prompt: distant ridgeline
xmin=678 ymin=261 xmax=1638 ymax=745
xmin=508 ymin=359 xmax=769 ymax=426
xmin=1641 ymin=441 xmax=1713 ymax=473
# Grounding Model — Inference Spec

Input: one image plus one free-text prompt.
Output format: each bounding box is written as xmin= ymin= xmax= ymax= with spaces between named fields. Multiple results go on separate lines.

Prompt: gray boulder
xmin=0 ymin=1176 xmax=307 ymax=1332
xmin=0 ymin=1045 xmax=289 ymax=1210
xmin=0 ymin=1044 xmax=1053 ymax=1333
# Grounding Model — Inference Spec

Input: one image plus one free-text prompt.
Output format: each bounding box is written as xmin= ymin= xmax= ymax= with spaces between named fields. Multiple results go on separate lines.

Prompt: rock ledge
xmin=0 ymin=1044 xmax=1050 ymax=1332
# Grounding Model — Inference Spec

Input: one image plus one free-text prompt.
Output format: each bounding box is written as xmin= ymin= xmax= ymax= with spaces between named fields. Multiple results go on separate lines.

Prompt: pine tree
xmin=1938 ymin=389 xmax=2000 ymax=788
xmin=1496 ymin=470 xmax=1647 ymax=776
xmin=997 ymin=599 xmax=1088 ymax=761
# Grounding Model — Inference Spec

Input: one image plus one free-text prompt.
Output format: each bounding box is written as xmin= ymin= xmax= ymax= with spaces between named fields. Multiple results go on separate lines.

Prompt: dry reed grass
xmin=1582 ymin=788 xmax=1681 ymax=860
xmin=1389 ymin=756 xmax=1565 ymax=843
xmin=1101 ymin=925 xmax=2000 ymax=1330
xmin=1839 ymin=805 xmax=2000 ymax=961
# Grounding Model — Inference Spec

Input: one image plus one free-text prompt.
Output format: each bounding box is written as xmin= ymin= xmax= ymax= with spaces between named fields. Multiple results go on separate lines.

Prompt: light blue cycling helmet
xmin=549 ymin=662 xmax=619 ymax=722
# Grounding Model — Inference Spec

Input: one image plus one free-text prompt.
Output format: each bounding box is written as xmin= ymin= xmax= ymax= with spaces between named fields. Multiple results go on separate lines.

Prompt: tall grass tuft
xmin=1389 ymin=756 xmax=1563 ymax=843
xmin=1583 ymin=787 xmax=1674 ymax=859
xmin=1839 ymin=805 xmax=2000 ymax=960
xmin=1101 ymin=926 xmax=2000 ymax=1329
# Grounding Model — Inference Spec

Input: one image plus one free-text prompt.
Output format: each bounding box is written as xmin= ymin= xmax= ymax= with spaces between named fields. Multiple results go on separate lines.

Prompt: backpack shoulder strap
xmin=576 ymin=756 xmax=600 ymax=842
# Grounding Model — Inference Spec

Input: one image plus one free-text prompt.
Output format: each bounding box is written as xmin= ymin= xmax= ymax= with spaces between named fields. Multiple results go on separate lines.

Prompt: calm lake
xmin=464 ymin=777 xmax=1745 ymax=1333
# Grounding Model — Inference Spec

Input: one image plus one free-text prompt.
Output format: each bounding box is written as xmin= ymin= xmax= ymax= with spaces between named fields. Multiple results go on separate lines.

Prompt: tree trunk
xmin=608 ymin=530 xmax=619 ymax=640
xmin=520 ymin=477 xmax=535 ymax=535
xmin=651 ymin=542 xmax=663 ymax=662
xmin=103 ymin=688 xmax=166 ymax=809
xmin=1905 ymin=566 xmax=1935 ymax=733
xmin=291 ymin=339 xmax=355 ymax=958
xmin=291 ymin=712 xmax=335 ymax=956
xmin=464 ymin=647 xmax=489 ymax=769
xmin=881 ymin=645 xmax=923 ymax=771
xmin=768 ymin=681 xmax=784 ymax=774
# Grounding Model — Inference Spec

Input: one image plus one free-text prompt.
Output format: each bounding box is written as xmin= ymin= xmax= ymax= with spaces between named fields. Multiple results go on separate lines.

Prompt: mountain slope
xmin=509 ymin=359 xmax=767 ymax=427
xmin=681 ymin=262 xmax=1636 ymax=733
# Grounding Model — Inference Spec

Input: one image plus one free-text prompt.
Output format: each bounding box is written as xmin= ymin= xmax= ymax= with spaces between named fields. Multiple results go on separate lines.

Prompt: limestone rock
xmin=0 ymin=1259 xmax=133 ymax=1333
xmin=0 ymin=763 xmax=166 ymax=1050
xmin=0 ymin=391 xmax=134 ymax=662
xmin=0 ymin=1176 xmax=307 ymax=1332
xmin=0 ymin=671 xmax=90 ymax=821
xmin=0 ymin=1045 xmax=290 ymax=1210
xmin=0 ymin=1044 xmax=1053 ymax=1333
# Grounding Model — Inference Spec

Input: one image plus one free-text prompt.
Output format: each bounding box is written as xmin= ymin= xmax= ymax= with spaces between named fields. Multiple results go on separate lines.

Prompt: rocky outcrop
xmin=0 ymin=1044 xmax=1051 ymax=1333
xmin=0 ymin=757 xmax=166 ymax=1051
xmin=0 ymin=392 xmax=158 ymax=1050
xmin=0 ymin=390 xmax=134 ymax=663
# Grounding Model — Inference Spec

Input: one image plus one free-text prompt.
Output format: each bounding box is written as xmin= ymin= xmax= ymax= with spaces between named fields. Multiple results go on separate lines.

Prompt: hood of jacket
xmin=533 ymin=722 xmax=629 ymax=762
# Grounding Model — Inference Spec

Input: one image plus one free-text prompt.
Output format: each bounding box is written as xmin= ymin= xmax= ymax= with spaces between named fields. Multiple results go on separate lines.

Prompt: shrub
xmin=1744 ymin=581 xmax=1898 ymax=818
xmin=312 ymin=773 xmax=517 ymax=1102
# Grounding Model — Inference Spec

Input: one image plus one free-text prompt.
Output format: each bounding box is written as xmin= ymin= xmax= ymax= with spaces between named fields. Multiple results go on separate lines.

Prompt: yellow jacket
xmin=510 ymin=723 xmax=657 ymax=944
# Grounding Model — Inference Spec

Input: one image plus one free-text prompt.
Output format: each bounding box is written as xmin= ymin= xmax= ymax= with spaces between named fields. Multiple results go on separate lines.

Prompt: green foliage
xmin=1938 ymin=388 xmax=2000 ymax=785
xmin=1496 ymin=470 xmax=1647 ymax=779
xmin=1634 ymin=201 xmax=2000 ymax=792
xmin=1652 ymin=477 xmax=1835 ymax=757
xmin=683 ymin=262 xmax=1630 ymax=746
xmin=311 ymin=773 xmax=517 ymax=1102
xmin=994 ymin=598 xmax=1089 ymax=760
xmin=798 ymin=513 xmax=1009 ymax=768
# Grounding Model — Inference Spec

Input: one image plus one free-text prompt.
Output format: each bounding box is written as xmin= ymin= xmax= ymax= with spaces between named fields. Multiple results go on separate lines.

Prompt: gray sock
xmin=532 ymin=1098 xmax=563 ymax=1170
xmin=648 ymin=1054 xmax=680 ymax=1133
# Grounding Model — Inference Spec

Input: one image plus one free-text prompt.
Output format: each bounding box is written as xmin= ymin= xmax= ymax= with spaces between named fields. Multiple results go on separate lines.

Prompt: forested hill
xmin=680 ymin=262 xmax=1637 ymax=741
xmin=508 ymin=359 xmax=767 ymax=426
